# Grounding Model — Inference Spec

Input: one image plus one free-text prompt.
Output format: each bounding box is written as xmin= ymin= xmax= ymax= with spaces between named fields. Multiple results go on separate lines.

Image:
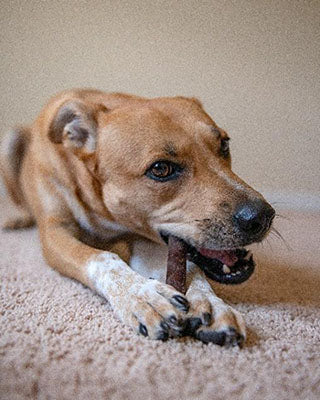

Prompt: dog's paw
xmin=115 ymin=279 xmax=190 ymax=341
xmin=184 ymin=289 xmax=246 ymax=347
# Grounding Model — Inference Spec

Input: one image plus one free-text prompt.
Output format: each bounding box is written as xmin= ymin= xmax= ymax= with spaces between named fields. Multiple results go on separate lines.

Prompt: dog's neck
xmin=61 ymin=150 xmax=110 ymax=219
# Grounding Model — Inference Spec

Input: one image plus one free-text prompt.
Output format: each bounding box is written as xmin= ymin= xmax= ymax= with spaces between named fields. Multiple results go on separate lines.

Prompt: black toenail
xmin=171 ymin=295 xmax=190 ymax=312
xmin=196 ymin=330 xmax=226 ymax=346
xmin=182 ymin=317 xmax=202 ymax=336
xmin=139 ymin=323 xmax=148 ymax=337
xmin=196 ymin=327 xmax=245 ymax=348
xmin=157 ymin=330 xmax=169 ymax=341
xmin=203 ymin=313 xmax=212 ymax=326
xmin=160 ymin=321 xmax=169 ymax=331
xmin=169 ymin=315 xmax=177 ymax=324
xmin=157 ymin=321 xmax=169 ymax=341
xmin=237 ymin=334 xmax=245 ymax=348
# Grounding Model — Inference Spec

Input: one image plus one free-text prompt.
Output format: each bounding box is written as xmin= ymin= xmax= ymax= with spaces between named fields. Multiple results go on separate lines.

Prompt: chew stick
xmin=166 ymin=236 xmax=188 ymax=294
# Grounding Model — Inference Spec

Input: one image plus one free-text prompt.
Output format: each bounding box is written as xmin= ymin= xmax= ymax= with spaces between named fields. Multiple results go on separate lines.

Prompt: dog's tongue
xmin=197 ymin=248 xmax=238 ymax=266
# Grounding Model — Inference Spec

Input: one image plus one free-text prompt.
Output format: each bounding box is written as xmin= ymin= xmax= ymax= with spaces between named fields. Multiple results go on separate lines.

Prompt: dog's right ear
xmin=48 ymin=100 xmax=107 ymax=155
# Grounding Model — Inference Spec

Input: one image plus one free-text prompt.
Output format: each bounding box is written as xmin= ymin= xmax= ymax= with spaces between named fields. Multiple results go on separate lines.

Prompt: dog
xmin=0 ymin=89 xmax=275 ymax=346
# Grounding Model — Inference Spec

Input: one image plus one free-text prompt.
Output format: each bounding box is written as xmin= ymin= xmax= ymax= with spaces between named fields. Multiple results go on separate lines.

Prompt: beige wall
xmin=1 ymin=0 xmax=319 ymax=206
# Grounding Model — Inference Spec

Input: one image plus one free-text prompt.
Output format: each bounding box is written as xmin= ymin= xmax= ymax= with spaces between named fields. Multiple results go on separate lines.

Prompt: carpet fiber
xmin=0 ymin=201 xmax=319 ymax=400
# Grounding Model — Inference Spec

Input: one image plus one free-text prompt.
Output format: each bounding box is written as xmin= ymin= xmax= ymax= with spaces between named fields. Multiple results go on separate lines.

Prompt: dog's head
xmin=49 ymin=96 xmax=275 ymax=283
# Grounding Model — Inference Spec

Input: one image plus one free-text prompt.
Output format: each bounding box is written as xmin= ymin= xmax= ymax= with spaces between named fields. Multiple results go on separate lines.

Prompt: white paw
xmin=185 ymin=287 xmax=246 ymax=347
xmin=116 ymin=279 xmax=190 ymax=341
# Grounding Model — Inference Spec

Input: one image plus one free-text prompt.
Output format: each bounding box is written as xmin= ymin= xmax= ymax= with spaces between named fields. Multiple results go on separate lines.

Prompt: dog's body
xmin=0 ymin=89 xmax=274 ymax=345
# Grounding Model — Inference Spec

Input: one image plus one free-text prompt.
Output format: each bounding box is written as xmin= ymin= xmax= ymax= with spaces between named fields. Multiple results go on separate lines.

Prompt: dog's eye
xmin=146 ymin=161 xmax=183 ymax=182
xmin=220 ymin=138 xmax=230 ymax=157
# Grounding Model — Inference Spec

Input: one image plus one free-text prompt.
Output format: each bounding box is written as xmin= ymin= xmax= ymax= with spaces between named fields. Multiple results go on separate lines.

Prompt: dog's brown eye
xmin=220 ymin=138 xmax=230 ymax=157
xmin=151 ymin=162 xmax=172 ymax=177
xmin=146 ymin=160 xmax=183 ymax=182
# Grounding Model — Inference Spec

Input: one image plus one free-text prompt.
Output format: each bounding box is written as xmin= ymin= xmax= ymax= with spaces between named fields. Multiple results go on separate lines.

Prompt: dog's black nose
xmin=233 ymin=200 xmax=275 ymax=239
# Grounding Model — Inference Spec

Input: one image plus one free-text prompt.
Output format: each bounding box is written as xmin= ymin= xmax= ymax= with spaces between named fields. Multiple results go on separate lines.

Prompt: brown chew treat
xmin=166 ymin=236 xmax=188 ymax=294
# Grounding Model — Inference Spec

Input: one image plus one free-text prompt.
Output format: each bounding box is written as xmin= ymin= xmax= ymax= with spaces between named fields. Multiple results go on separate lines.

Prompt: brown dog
xmin=0 ymin=89 xmax=274 ymax=346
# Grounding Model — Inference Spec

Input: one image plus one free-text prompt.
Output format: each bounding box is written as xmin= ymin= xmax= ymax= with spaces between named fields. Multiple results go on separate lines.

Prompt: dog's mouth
xmin=161 ymin=233 xmax=255 ymax=284
xmin=187 ymin=245 xmax=255 ymax=284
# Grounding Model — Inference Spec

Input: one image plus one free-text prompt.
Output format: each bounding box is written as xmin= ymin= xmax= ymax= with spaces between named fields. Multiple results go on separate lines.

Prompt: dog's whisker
xmin=271 ymin=227 xmax=285 ymax=242
xmin=275 ymin=213 xmax=293 ymax=223
xmin=269 ymin=227 xmax=293 ymax=251
xmin=274 ymin=213 xmax=292 ymax=222
xmin=264 ymin=236 xmax=274 ymax=251
xmin=270 ymin=200 xmax=290 ymax=206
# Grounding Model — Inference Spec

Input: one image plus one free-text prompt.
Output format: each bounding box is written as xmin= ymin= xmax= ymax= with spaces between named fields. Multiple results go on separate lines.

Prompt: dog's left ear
xmin=48 ymin=100 xmax=108 ymax=155
xmin=190 ymin=97 xmax=203 ymax=108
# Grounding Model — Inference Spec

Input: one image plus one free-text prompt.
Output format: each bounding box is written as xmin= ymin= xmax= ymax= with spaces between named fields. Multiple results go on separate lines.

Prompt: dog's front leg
xmin=39 ymin=217 xmax=189 ymax=340
xmin=185 ymin=264 xmax=246 ymax=347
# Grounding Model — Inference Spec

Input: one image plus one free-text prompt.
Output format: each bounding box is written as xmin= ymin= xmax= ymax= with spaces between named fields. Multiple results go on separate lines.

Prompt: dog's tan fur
xmin=0 ymin=89 xmax=271 ymax=344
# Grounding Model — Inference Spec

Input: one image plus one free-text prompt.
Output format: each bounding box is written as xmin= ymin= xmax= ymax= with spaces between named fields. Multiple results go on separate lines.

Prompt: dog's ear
xmin=48 ymin=100 xmax=107 ymax=155
xmin=190 ymin=97 xmax=203 ymax=108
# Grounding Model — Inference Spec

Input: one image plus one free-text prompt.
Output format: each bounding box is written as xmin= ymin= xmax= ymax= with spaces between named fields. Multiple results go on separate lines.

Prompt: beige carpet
xmin=0 ymin=200 xmax=319 ymax=400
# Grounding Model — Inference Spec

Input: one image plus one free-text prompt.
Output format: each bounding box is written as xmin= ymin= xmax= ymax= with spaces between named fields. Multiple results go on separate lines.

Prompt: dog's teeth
xmin=222 ymin=264 xmax=231 ymax=274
